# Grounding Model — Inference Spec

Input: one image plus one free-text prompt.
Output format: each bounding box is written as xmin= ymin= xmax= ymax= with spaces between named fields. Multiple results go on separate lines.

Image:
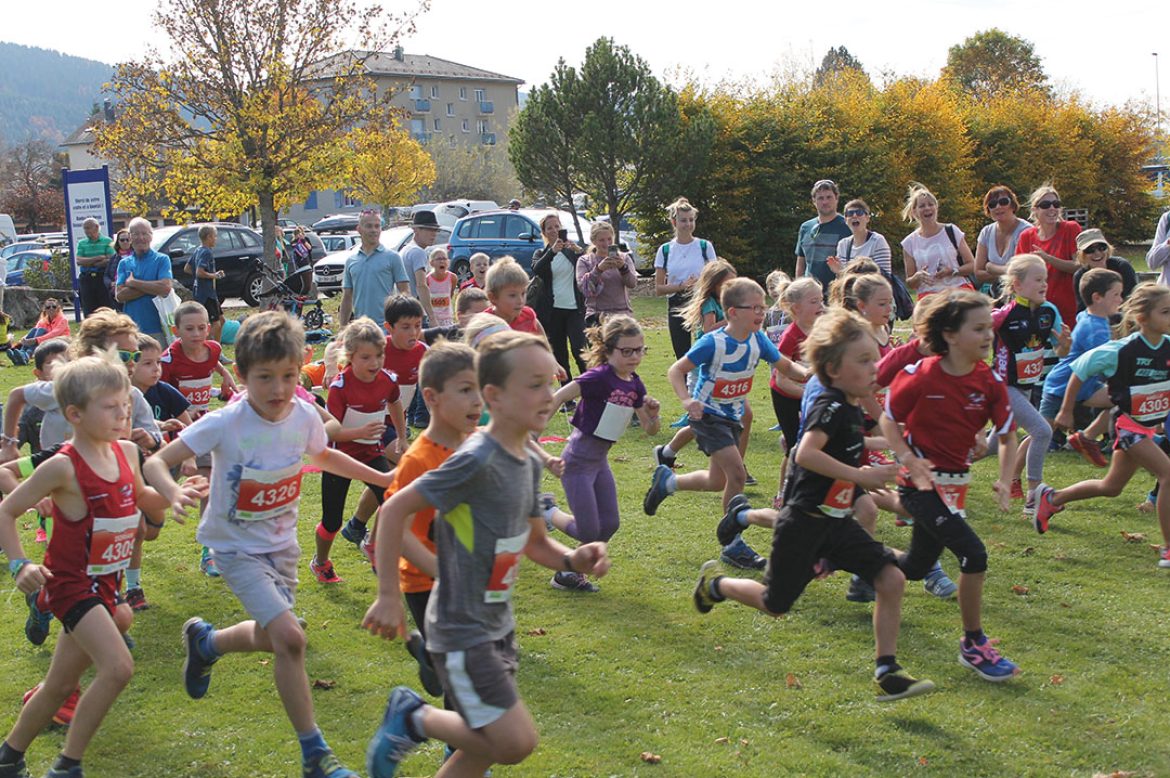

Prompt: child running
xmin=548 ymin=315 xmax=661 ymax=591
xmin=145 ymin=311 xmax=396 ymax=778
xmin=314 ymin=317 xmax=407 ymax=583
xmin=878 ymin=289 xmax=1022 ymax=681
xmin=1035 ymin=283 xmax=1170 ymax=567
xmin=362 ymin=331 xmax=610 ymax=778
xmin=482 ymin=257 xmax=546 ymax=337
xmin=0 ymin=354 xmax=202 ymax=778
xmin=425 ymin=248 xmax=458 ymax=327
xmin=694 ymin=308 xmax=935 ymax=702
xmin=768 ymin=274 xmax=823 ymax=500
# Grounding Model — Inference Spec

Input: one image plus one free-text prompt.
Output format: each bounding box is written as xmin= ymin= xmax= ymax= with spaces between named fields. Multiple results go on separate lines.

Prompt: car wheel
xmin=452 ymin=258 xmax=471 ymax=286
xmin=243 ymin=272 xmax=265 ymax=307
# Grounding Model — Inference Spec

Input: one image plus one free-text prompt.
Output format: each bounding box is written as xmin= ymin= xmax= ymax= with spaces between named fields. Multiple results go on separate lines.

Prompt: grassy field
xmin=1 ymin=294 xmax=1167 ymax=777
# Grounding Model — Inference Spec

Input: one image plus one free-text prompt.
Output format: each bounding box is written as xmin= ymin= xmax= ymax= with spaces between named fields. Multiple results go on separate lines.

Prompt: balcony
xmin=480 ymin=133 xmax=496 ymax=146
xmin=412 ymin=132 xmax=433 ymax=144
xmin=413 ymin=98 xmax=431 ymax=113
xmin=478 ymin=101 xmax=494 ymax=115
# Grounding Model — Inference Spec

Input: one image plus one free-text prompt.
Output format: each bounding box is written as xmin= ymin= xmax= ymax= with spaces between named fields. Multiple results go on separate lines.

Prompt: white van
xmin=0 ymin=214 xmax=16 ymax=247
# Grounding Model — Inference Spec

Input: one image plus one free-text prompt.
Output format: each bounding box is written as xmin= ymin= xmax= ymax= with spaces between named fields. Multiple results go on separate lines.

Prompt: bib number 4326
xmin=235 ymin=463 xmax=304 ymax=521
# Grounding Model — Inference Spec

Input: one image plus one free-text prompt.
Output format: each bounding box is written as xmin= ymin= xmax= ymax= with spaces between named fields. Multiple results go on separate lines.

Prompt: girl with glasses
xmin=974 ymin=185 xmax=1031 ymax=297
xmin=1071 ymin=228 xmax=1137 ymax=312
xmin=1015 ymin=183 xmax=1081 ymax=325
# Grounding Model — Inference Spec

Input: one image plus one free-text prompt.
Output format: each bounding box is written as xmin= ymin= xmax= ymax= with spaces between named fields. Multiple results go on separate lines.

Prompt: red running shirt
xmin=326 ymin=366 xmax=401 ymax=461
xmin=382 ymin=341 xmax=427 ymax=387
xmin=772 ymin=323 xmax=809 ymax=397
xmin=1015 ymin=220 xmax=1081 ymax=326
xmin=161 ymin=340 xmax=222 ymax=418
xmin=485 ymin=305 xmax=540 ymax=334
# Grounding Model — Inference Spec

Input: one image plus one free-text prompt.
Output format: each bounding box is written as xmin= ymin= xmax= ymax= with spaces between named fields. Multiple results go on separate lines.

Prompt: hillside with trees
xmin=0 ymin=42 xmax=113 ymax=144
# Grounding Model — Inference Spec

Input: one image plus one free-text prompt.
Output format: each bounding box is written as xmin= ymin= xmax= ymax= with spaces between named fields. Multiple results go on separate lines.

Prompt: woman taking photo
xmin=1015 ymin=183 xmax=1081 ymax=324
xmin=654 ymin=197 xmax=716 ymax=359
xmin=974 ymin=185 xmax=1031 ymax=295
xmin=577 ymin=221 xmax=637 ymax=325
xmin=831 ymin=198 xmax=892 ymax=274
xmin=532 ymin=212 xmax=588 ymax=382
xmin=1071 ymin=228 xmax=1137 ymax=311
xmin=900 ymin=183 xmax=976 ymax=298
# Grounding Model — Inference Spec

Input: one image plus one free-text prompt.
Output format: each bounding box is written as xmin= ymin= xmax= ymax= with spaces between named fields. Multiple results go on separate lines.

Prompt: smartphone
xmin=607 ymin=245 xmax=619 ymax=258
xmin=558 ymin=228 xmax=568 ymax=242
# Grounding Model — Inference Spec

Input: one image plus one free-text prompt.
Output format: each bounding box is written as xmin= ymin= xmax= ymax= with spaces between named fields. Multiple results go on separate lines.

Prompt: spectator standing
xmin=105 ymin=229 xmax=132 ymax=311
xmin=190 ymin=225 xmax=227 ymax=343
xmin=532 ymin=212 xmax=587 ymax=382
xmin=654 ymin=197 xmax=717 ymax=359
xmin=974 ymin=185 xmax=1031 ymax=296
xmin=286 ymin=226 xmax=313 ymax=295
xmin=401 ymin=210 xmax=443 ymax=323
xmin=795 ymin=179 xmax=851 ymax=293
xmin=900 ymin=183 xmax=976 ymax=299
xmin=338 ymin=209 xmax=409 ymax=326
xmin=1146 ymin=209 xmax=1170 ymax=286
xmin=75 ymin=217 xmax=116 ymax=315
xmin=832 ymin=199 xmax=892 ymax=275
xmin=577 ymin=221 xmax=636 ymax=324
xmin=1015 ymin=183 xmax=1081 ymax=325
xmin=114 ymin=217 xmax=174 ymax=341
xmin=1071 ymin=228 xmax=1137 ymax=311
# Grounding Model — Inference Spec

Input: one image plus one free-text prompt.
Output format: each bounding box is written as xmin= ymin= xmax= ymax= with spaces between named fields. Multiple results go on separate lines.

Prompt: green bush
xmin=22 ymin=249 xmax=77 ymax=291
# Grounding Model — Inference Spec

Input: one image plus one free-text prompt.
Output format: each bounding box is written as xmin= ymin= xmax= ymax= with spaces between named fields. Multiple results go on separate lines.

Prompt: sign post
xmin=62 ymin=166 xmax=114 ymax=321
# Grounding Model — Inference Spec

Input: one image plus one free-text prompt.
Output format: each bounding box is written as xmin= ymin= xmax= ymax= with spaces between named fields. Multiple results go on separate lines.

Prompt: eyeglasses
xmin=614 ymin=346 xmax=649 ymax=358
xmin=1083 ymin=243 xmax=1109 ymax=255
xmin=118 ymin=350 xmax=141 ymax=364
xmin=987 ymin=196 xmax=1013 ymax=209
xmin=732 ymin=305 xmax=768 ymax=315
xmin=843 ymin=209 xmax=868 ymax=217
xmin=1035 ymin=199 xmax=1062 ymax=210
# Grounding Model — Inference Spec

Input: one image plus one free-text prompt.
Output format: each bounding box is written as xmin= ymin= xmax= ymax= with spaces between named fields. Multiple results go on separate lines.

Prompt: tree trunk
xmin=258 ymin=189 xmax=279 ymax=270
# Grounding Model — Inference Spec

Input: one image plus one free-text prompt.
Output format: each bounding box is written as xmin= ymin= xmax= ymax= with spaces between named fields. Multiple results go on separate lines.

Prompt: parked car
xmin=445 ymin=208 xmax=590 ymax=283
xmin=1 ymin=241 xmax=48 ymax=261
xmin=151 ymin=222 xmax=275 ymax=306
xmin=311 ymin=213 xmax=361 ymax=233
xmin=312 ymin=225 xmax=451 ymax=296
xmin=318 ymin=232 xmax=360 ymax=254
xmin=4 ymin=249 xmax=52 ymax=286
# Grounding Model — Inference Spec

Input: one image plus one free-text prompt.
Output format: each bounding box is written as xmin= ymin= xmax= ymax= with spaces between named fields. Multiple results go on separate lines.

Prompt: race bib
xmin=235 ymin=463 xmax=303 ymax=521
xmin=819 ymin=479 xmax=855 ymax=518
xmin=431 ymin=295 xmax=450 ymax=309
xmin=86 ymin=513 xmax=140 ymax=576
xmin=341 ymin=408 xmax=385 ymax=445
xmin=1130 ymin=380 xmax=1170 ymax=423
xmin=484 ymin=530 xmax=529 ymax=604
xmin=179 ymin=377 xmax=213 ymax=412
xmin=712 ymin=376 xmax=753 ymax=401
xmin=1014 ymin=349 xmax=1044 ymax=385
xmin=593 ymin=402 xmax=634 ymax=442
xmin=934 ymin=471 xmax=971 ymax=518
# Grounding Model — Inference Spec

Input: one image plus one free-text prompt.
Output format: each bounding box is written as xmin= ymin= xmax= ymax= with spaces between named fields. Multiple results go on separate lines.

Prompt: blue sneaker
xmin=0 ymin=755 xmax=29 ymax=777
xmin=43 ymin=767 xmax=83 ymax=778
xmin=716 ymin=494 xmax=750 ymax=547
xmin=24 ymin=589 xmax=52 ymax=646
xmin=367 ymin=686 xmax=427 ymax=778
xmin=340 ymin=517 xmax=367 ymax=547
xmin=643 ymin=464 xmax=674 ymax=516
xmin=923 ymin=563 xmax=957 ymax=599
xmin=182 ymin=617 xmax=218 ymax=699
xmin=959 ymin=636 xmax=1020 ymax=681
xmin=200 ymin=549 xmax=220 ymax=578
xmin=304 ymin=749 xmax=357 ymax=778
xmin=720 ymin=536 xmax=766 ymax=570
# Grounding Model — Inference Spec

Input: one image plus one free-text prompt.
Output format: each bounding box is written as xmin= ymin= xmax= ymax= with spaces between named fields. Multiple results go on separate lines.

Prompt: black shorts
xmin=198 ymin=297 xmax=223 ymax=323
xmin=689 ymin=413 xmax=742 ymax=456
xmin=762 ymin=506 xmax=896 ymax=615
xmin=61 ymin=597 xmax=112 ymax=633
xmin=897 ymin=485 xmax=988 ymax=578
xmin=431 ymin=633 xmax=519 ymax=729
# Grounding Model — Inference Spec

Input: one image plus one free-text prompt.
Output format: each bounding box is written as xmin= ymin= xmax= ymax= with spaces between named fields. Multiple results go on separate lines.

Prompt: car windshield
xmin=150 ymin=226 xmax=183 ymax=251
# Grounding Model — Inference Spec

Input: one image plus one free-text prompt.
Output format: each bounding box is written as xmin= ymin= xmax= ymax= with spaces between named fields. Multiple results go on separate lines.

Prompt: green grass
xmin=1 ymin=296 xmax=1167 ymax=777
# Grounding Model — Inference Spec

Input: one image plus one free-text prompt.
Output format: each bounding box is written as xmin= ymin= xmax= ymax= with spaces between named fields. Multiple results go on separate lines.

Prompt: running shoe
xmin=693 ymin=560 xmax=725 ymax=614
xmin=366 ymin=686 xmax=427 ymax=778
xmin=34 ymin=527 xmax=47 ymax=544
xmin=405 ymin=630 xmax=444 ymax=697
xmin=182 ymin=617 xmax=218 ymax=699
xmin=304 ymin=748 xmax=358 ymax=778
xmin=125 ymin=587 xmax=148 ymax=612
xmin=0 ymin=756 xmax=29 ymax=778
xmin=846 ymin=575 xmax=876 ymax=603
xmin=716 ymin=494 xmax=750 ymax=547
xmin=340 ymin=517 xmax=367 ymax=547
xmin=894 ymin=515 xmax=913 ymax=527
xmin=874 ymin=666 xmax=936 ymax=702
xmin=865 ymin=449 xmax=896 ymax=467
xmin=1023 ymin=490 xmax=1037 ymax=519
xmin=310 ymin=557 xmax=343 ymax=584
xmin=539 ymin=492 xmax=557 ymax=532
xmin=43 ymin=766 xmax=84 ymax=778
xmin=1067 ymin=431 xmax=1108 ymax=468
xmin=720 ymin=536 xmax=766 ymax=570
xmin=1033 ymin=483 xmax=1062 ymax=534
xmin=199 ymin=550 xmax=220 ymax=578
xmin=744 ymin=471 xmax=758 ymax=486
xmin=643 ymin=464 xmax=674 ymax=516
xmin=24 ymin=589 xmax=52 ymax=646
xmin=923 ymin=563 xmax=957 ymax=599
xmin=361 ymin=539 xmax=377 ymax=573
xmin=1159 ymin=546 xmax=1170 ymax=569
xmin=1009 ymin=478 xmax=1024 ymax=500
xmin=959 ymin=636 xmax=1020 ymax=681
xmin=550 ymin=570 xmax=600 ymax=593
xmin=653 ymin=444 xmax=676 ymax=470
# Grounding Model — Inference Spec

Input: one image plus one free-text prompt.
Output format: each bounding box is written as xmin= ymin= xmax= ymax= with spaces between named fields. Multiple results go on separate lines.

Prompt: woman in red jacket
xmin=1015 ymin=183 xmax=1081 ymax=325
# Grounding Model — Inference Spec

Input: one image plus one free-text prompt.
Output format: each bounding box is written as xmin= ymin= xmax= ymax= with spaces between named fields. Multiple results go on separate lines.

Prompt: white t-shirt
xmin=182 ymin=396 xmax=327 ymax=554
xmin=835 ymin=231 xmax=892 ymax=274
xmin=901 ymin=225 xmax=969 ymax=295
xmin=551 ymin=253 xmax=577 ymax=310
xmin=653 ymin=238 xmax=717 ymax=288
xmin=25 ymin=382 xmax=159 ymax=450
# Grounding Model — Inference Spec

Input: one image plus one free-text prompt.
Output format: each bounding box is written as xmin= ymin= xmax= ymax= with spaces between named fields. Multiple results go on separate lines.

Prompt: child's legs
xmin=404 ymin=591 xmax=431 ymax=637
xmin=561 ymin=464 xmax=602 ymax=542
xmin=429 ymin=703 xmax=538 ymax=775
xmin=1009 ymin=386 xmax=1052 ymax=488
xmin=738 ymin=401 xmax=753 ymax=459
xmin=59 ymin=604 xmax=135 ymax=759
xmin=1053 ymin=448 xmax=1141 ymax=506
xmin=1122 ymin=438 xmax=1170 ymax=544
xmin=676 ymin=445 xmax=744 ymax=508
xmin=1012 ymin=436 xmax=1030 ymax=483
xmin=854 ymin=494 xmax=877 ymax=536
xmin=722 ymin=506 xmax=820 ymax=615
xmin=316 ymin=471 xmax=352 ymax=561
xmin=266 ymin=611 xmax=315 ymax=733
xmin=6 ymin=614 xmax=96 ymax=751
xmin=871 ymin=564 xmax=906 ymax=659
xmin=354 ymin=483 xmax=381 ymax=525
xmin=744 ymin=507 xmax=779 ymax=528
xmin=667 ymin=425 xmax=694 ymax=453
xmin=771 ymin=390 xmax=801 ymax=453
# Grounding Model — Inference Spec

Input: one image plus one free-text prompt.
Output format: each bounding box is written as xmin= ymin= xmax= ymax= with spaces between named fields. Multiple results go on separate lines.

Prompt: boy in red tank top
xmin=0 ymin=354 xmax=203 ymax=778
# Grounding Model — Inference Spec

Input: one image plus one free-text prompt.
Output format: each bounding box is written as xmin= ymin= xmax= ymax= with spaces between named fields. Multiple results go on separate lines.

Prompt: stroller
xmin=249 ymin=257 xmax=326 ymax=330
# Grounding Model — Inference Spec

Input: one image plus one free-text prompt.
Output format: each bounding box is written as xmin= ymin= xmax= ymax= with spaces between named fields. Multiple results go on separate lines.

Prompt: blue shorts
xmin=1038 ymin=392 xmax=1062 ymax=420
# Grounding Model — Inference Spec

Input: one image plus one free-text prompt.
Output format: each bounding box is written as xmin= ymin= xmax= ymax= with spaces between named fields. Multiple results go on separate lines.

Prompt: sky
xmin=2 ymin=0 xmax=1166 ymax=115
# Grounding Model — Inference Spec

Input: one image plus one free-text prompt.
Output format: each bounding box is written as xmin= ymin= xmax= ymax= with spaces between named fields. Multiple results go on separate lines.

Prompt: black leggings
xmin=667 ymin=294 xmax=691 ymax=359
xmin=770 ymin=389 xmax=802 ymax=453
xmin=896 ymin=485 xmax=988 ymax=579
xmin=546 ymin=306 xmax=587 ymax=380
xmin=319 ymin=455 xmax=391 ymax=533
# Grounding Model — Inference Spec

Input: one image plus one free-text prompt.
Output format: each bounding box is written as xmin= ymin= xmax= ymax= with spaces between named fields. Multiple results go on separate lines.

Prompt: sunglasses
xmin=1083 ymin=243 xmax=1109 ymax=255
xmin=987 ymin=196 xmax=1013 ymax=209
xmin=43 ymin=305 xmax=59 ymax=310
xmin=1035 ymin=199 xmax=1062 ymax=210
xmin=118 ymin=350 xmax=141 ymax=364
xmin=844 ymin=209 xmax=868 ymax=217
xmin=614 ymin=346 xmax=649 ymax=358
xmin=117 ymin=237 xmax=132 ymax=242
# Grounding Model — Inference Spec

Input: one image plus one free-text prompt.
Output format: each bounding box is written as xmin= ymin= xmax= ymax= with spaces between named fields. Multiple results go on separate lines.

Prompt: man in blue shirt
xmin=339 ymin=209 xmax=410 ymax=326
xmin=795 ymin=179 xmax=851 ymax=295
xmin=115 ymin=217 xmax=174 ymax=340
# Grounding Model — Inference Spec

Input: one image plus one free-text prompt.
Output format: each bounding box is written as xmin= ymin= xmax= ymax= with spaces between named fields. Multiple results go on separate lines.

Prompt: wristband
xmin=9 ymin=558 xmax=31 ymax=578
xmin=1 ymin=434 xmax=18 ymax=446
xmin=562 ymin=552 xmax=574 ymax=572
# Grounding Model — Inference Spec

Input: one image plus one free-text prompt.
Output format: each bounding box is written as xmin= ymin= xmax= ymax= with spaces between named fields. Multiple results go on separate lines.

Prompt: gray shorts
xmin=689 ymin=413 xmax=743 ymax=456
xmin=431 ymin=633 xmax=519 ymax=729
xmin=213 ymin=545 xmax=299 ymax=628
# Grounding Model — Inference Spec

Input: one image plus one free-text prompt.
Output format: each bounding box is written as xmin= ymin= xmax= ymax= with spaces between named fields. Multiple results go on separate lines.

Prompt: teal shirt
xmin=76 ymin=235 xmax=114 ymax=274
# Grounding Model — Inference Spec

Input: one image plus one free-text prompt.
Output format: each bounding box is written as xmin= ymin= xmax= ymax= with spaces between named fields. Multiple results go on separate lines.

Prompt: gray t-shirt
xmin=413 ymin=431 xmax=541 ymax=652
xmin=401 ymin=240 xmax=428 ymax=298
xmin=26 ymin=381 xmax=160 ymax=449
xmin=977 ymin=218 xmax=1031 ymax=268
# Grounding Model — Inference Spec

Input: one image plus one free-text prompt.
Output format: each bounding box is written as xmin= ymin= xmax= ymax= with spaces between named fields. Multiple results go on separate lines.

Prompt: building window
xmin=430 ymin=85 xmax=439 ymax=98
xmin=449 ymin=135 xmax=457 ymax=147
xmin=477 ymin=119 xmax=488 ymax=134
xmin=409 ymin=84 xmax=421 ymax=99
xmin=446 ymin=102 xmax=454 ymax=117
xmin=410 ymin=118 xmax=425 ymax=134
xmin=474 ymin=88 xmax=485 ymax=102
xmin=342 ymin=192 xmax=362 ymax=207
xmin=433 ymin=118 xmax=441 ymax=131
xmin=459 ymin=86 xmax=467 ymax=100
xmin=461 ymin=119 xmax=469 ymax=133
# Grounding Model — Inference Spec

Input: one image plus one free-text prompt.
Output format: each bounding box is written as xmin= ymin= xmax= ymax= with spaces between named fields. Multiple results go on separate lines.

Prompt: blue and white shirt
xmin=685 ymin=329 xmax=780 ymax=422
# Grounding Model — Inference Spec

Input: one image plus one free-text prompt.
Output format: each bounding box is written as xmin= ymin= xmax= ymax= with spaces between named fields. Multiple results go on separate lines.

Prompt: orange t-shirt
xmin=386 ymin=433 xmax=456 ymax=593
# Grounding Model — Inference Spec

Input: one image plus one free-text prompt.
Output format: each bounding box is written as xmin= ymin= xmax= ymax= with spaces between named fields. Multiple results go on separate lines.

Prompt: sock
xmin=315 ymin=522 xmax=338 ymax=542
xmin=708 ymin=576 xmax=725 ymax=602
xmin=964 ymin=629 xmax=986 ymax=645
xmin=125 ymin=567 xmax=141 ymax=591
xmin=665 ymin=471 xmax=678 ymax=494
xmin=349 ymin=515 xmax=367 ymax=528
xmin=662 ymin=444 xmax=676 ymax=459
xmin=200 ymin=545 xmax=211 ymax=560
xmin=53 ymin=755 xmax=81 ymax=771
xmin=197 ymin=625 xmax=220 ymax=661
xmin=0 ymin=741 xmax=25 ymax=765
xmin=542 ymin=502 xmax=557 ymax=524
xmin=408 ymin=705 xmax=428 ymax=741
xmin=297 ymin=728 xmax=328 ymax=762
xmin=734 ymin=508 xmax=750 ymax=528
xmin=875 ymin=655 xmax=898 ymax=677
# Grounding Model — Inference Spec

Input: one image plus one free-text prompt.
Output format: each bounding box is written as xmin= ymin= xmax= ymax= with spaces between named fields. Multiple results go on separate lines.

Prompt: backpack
xmin=659 ymin=239 xmax=709 ymax=273
xmin=843 ymin=231 xmax=915 ymax=321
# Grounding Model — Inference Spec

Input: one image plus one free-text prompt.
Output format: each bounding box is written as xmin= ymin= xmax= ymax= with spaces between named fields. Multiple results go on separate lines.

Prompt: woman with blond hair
xmin=899 ymin=183 xmax=976 ymax=299
xmin=1014 ymin=183 xmax=1081 ymax=324
xmin=654 ymin=197 xmax=717 ymax=358
xmin=577 ymin=221 xmax=637 ymax=325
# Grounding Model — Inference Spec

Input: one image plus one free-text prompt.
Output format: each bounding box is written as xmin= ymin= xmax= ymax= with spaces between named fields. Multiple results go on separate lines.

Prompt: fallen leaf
xmin=918 ymin=756 xmax=929 ymax=766
xmin=739 ymin=738 xmax=749 ymax=747
xmin=714 ymin=737 xmax=730 ymax=745
xmin=1120 ymin=531 xmax=1147 ymax=543
xmin=319 ymin=620 xmax=330 ymax=629
xmin=526 ymin=628 xmax=547 ymax=636
xmin=714 ymin=645 xmax=723 ymax=652
xmin=1022 ymin=546 xmax=1035 ymax=556
xmin=639 ymin=751 xmax=662 ymax=764
xmin=259 ymin=659 xmax=269 ymax=666
xmin=312 ymin=679 xmax=337 ymax=690
xmin=1053 ymin=554 xmax=1068 ymax=561
xmin=1060 ymin=602 xmax=1071 ymax=608
xmin=1011 ymin=585 xmax=1029 ymax=595
xmin=785 ymin=673 xmax=802 ymax=689
xmin=1049 ymin=674 xmax=1064 ymax=685
xmin=1092 ymin=772 xmax=1135 ymax=778
xmin=991 ymin=541 xmax=1008 ymax=550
